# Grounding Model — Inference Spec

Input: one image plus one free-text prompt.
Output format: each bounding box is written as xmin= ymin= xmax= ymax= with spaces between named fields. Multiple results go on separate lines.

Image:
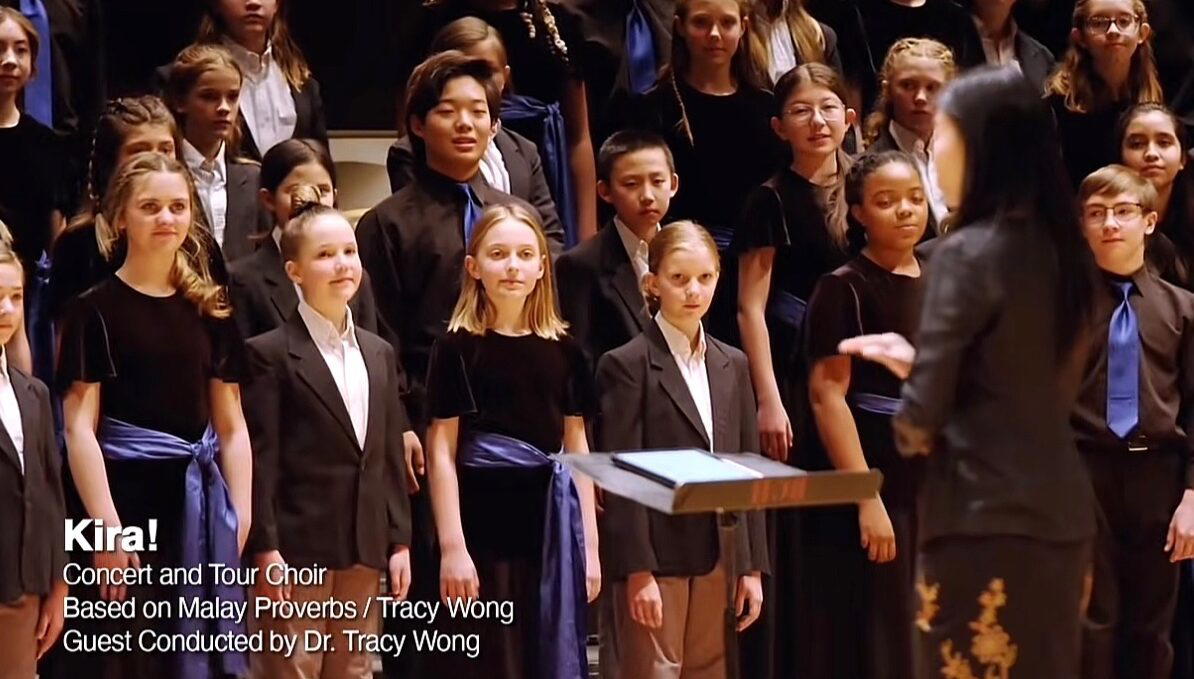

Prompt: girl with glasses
xmin=1045 ymin=0 xmax=1164 ymax=186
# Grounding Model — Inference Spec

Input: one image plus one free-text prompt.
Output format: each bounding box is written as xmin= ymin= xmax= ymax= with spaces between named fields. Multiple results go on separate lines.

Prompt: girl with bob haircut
xmin=58 ymin=152 xmax=251 ymax=678
xmin=424 ymin=203 xmax=599 ymax=679
xmin=843 ymin=65 xmax=1099 ymax=678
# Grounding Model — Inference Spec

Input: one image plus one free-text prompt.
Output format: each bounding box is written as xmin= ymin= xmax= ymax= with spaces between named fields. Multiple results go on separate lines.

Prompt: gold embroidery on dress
xmin=939 ymin=578 xmax=1018 ymax=679
xmin=916 ymin=579 xmax=940 ymax=632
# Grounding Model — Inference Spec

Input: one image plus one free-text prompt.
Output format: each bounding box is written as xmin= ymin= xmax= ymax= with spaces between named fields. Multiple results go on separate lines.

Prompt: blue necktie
xmin=19 ymin=0 xmax=53 ymax=128
xmin=626 ymin=0 xmax=657 ymax=94
xmin=458 ymin=183 xmax=482 ymax=245
xmin=1107 ymin=280 xmax=1140 ymax=439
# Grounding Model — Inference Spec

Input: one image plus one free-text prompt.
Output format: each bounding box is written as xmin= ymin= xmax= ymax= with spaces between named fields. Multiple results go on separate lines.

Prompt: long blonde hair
xmin=197 ymin=0 xmax=311 ymax=90
xmin=96 ymin=153 xmax=230 ymax=318
xmin=863 ymin=38 xmax=957 ymax=145
xmin=0 ymin=219 xmax=22 ymax=279
xmin=666 ymin=0 xmax=765 ymax=144
xmin=749 ymin=0 xmax=825 ymax=83
xmin=1044 ymin=0 xmax=1163 ymax=112
xmin=448 ymin=203 xmax=568 ymax=340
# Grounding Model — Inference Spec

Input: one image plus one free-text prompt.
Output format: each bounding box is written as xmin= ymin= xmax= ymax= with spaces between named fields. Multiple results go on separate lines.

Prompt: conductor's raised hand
xmin=838 ymin=333 xmax=915 ymax=380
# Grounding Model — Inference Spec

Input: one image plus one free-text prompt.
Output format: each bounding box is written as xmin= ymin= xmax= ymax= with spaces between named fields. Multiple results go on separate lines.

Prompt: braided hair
xmin=423 ymin=0 xmax=569 ymax=65
xmin=69 ymin=96 xmax=179 ymax=235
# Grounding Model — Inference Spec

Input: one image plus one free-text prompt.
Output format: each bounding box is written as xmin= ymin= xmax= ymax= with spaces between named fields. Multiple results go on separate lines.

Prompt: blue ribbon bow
xmin=459 ymin=431 xmax=587 ymax=679
xmin=98 ymin=416 xmax=246 ymax=679
xmin=501 ymin=94 xmax=579 ymax=248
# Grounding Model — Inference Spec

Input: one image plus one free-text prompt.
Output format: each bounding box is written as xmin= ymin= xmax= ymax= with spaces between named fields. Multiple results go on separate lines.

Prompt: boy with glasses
xmin=1075 ymin=164 xmax=1194 ymax=679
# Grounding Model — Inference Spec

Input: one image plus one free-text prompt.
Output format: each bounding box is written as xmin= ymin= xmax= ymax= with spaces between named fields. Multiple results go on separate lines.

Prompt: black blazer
xmin=555 ymin=220 xmax=650 ymax=372
xmin=244 ymin=313 xmax=411 ymax=570
xmin=386 ymin=127 xmax=564 ymax=240
xmin=0 ymin=368 xmax=63 ymax=604
xmin=596 ymin=322 xmax=769 ymax=580
xmin=1014 ymin=30 xmax=1056 ymax=95
xmin=153 ymin=63 xmax=327 ymax=162
xmin=222 ymin=160 xmax=270 ymax=262
xmin=895 ymin=221 xmax=1097 ymax=544
xmin=227 ymin=238 xmax=379 ymax=341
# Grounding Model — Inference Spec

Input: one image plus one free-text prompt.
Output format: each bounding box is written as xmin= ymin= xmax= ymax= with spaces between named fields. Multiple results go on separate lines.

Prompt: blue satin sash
xmin=98 ymin=416 xmax=246 ymax=679
xmin=459 ymin=431 xmax=587 ymax=679
xmin=501 ymin=94 xmax=579 ymax=248
xmin=850 ymin=392 xmax=902 ymax=416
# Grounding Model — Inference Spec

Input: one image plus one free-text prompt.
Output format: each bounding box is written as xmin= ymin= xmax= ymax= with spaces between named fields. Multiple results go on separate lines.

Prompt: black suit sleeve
xmin=386 ymin=139 xmax=415 ymax=194
xmin=243 ymin=339 xmax=281 ymax=554
xmin=735 ymin=354 xmax=769 ymax=574
xmin=384 ymin=344 xmax=413 ymax=548
xmin=304 ymin=78 xmax=329 ymax=149
xmin=515 ymin=134 xmax=566 ymax=250
xmin=596 ymin=350 xmax=658 ymax=577
xmin=354 ymin=271 xmax=380 ymax=335
xmin=227 ymin=268 xmax=259 ymax=342
xmin=39 ymin=380 xmax=66 ymax=580
xmin=822 ymin=23 xmax=844 ymax=78
xmin=554 ymin=250 xmax=596 ymax=371
xmin=895 ymin=233 xmax=999 ymax=454
xmin=356 ymin=208 xmax=401 ymax=353
xmin=1181 ymin=302 xmax=1194 ymax=489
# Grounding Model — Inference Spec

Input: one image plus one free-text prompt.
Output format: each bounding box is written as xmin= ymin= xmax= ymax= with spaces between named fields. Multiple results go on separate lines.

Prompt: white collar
xmin=970 ymin=13 xmax=1019 ymax=45
xmin=181 ymin=138 xmax=227 ymax=179
xmin=655 ymin=311 xmax=707 ymax=363
xmin=613 ymin=216 xmax=655 ymax=255
xmin=296 ymin=296 xmax=358 ymax=349
xmin=223 ymin=37 xmax=274 ymax=77
xmin=889 ymin=120 xmax=930 ymax=156
xmin=0 ymin=348 xmax=10 ymax=384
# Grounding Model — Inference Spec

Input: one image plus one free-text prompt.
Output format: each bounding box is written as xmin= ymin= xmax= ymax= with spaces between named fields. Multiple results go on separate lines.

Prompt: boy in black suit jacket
xmin=244 ymin=199 xmax=411 ymax=679
xmin=557 ymin=129 xmax=678 ymax=373
xmin=0 ymin=238 xmax=65 ymax=677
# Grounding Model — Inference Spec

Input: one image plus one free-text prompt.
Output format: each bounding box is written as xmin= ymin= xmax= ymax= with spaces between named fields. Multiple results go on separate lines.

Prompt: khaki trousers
xmin=613 ymin=564 xmax=729 ymax=679
xmin=0 ymin=594 xmax=39 ymax=679
xmin=250 ymin=565 xmax=381 ymax=679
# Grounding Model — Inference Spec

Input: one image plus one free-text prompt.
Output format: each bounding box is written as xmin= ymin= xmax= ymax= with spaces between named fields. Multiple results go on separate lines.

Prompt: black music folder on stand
xmin=564 ymin=449 xmax=882 ymax=679
xmin=564 ymin=449 xmax=882 ymax=515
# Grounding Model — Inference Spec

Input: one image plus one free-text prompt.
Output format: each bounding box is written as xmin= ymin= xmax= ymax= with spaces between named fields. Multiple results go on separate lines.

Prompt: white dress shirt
xmin=480 ymin=135 xmax=511 ymax=194
xmin=655 ymin=313 xmax=713 ymax=447
xmin=888 ymin=120 xmax=950 ymax=227
xmin=182 ymin=139 xmax=229 ymax=247
xmin=0 ymin=351 xmax=24 ymax=474
xmin=614 ymin=217 xmax=656 ymax=293
xmin=767 ymin=6 xmax=799 ymax=85
xmin=971 ymin=15 xmax=1021 ymax=71
xmin=296 ymin=298 xmax=370 ymax=448
xmin=225 ymin=39 xmax=297 ymax=156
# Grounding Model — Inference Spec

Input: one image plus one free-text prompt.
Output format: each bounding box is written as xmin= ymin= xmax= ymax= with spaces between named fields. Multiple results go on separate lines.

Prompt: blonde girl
xmin=864 ymin=37 xmax=957 ymax=230
xmin=748 ymin=0 xmax=842 ymax=85
xmin=58 ymin=153 xmax=251 ymax=679
xmin=424 ymin=203 xmax=598 ymax=679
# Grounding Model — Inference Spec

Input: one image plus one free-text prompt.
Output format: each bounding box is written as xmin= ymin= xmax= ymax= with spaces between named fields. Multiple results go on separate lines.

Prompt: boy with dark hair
xmin=556 ymin=129 xmax=677 ymax=371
